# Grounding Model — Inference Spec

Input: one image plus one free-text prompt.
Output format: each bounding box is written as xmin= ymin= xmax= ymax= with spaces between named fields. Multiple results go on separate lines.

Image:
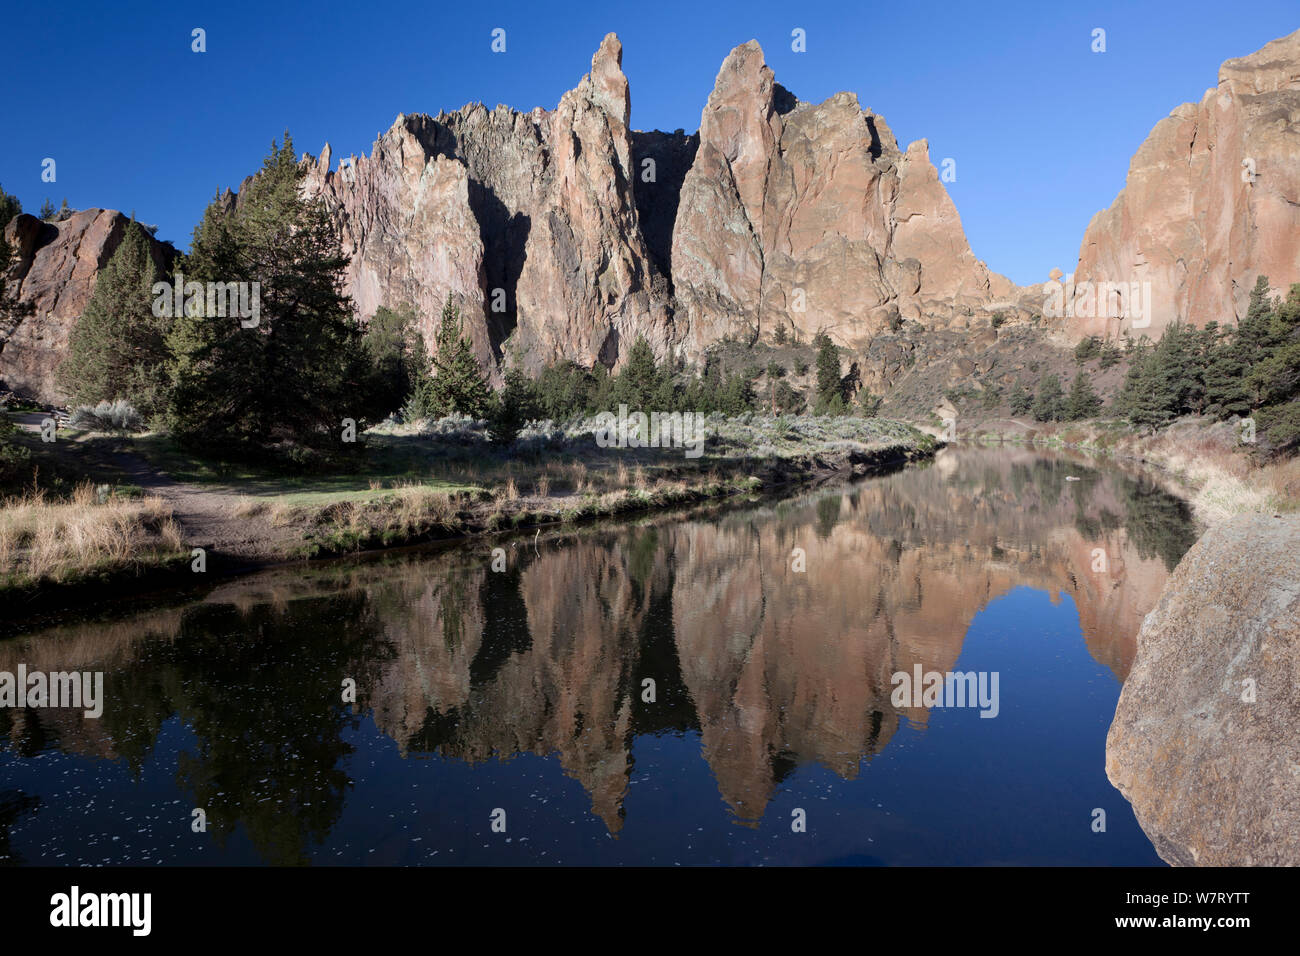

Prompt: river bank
xmin=958 ymin=415 xmax=1297 ymax=528
xmin=0 ymin=414 xmax=938 ymax=624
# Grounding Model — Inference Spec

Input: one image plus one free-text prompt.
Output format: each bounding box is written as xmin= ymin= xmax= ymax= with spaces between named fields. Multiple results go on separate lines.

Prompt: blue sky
xmin=4 ymin=0 xmax=1296 ymax=285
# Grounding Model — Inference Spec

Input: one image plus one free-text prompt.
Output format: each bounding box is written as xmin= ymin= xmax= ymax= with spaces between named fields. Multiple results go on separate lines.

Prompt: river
xmin=0 ymin=445 xmax=1200 ymax=865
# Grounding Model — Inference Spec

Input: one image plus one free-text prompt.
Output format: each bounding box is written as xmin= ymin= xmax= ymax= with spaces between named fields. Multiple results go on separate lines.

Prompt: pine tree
xmin=1032 ymin=373 xmax=1064 ymax=421
xmin=406 ymin=300 xmax=490 ymax=420
xmin=0 ymin=414 xmax=29 ymax=486
xmin=613 ymin=336 xmax=661 ymax=409
xmin=813 ymin=331 xmax=845 ymax=414
xmin=486 ymin=369 xmax=537 ymax=445
xmin=58 ymin=220 xmax=170 ymax=416
xmin=1120 ymin=350 xmax=1169 ymax=430
xmin=361 ymin=305 xmax=426 ymax=420
xmin=1201 ymin=321 xmax=1247 ymax=418
xmin=166 ymin=134 xmax=364 ymax=460
xmin=1008 ymin=382 xmax=1033 ymax=416
xmin=1064 ymin=370 xmax=1102 ymax=420
xmin=0 ymin=185 xmax=21 ymax=303
xmin=1247 ymin=283 xmax=1300 ymax=448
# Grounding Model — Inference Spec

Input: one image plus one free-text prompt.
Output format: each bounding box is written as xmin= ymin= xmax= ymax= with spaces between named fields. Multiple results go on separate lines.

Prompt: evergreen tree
xmin=0 ymin=185 xmax=21 ymax=304
xmin=813 ymin=331 xmax=845 ymax=414
xmin=612 ymin=336 xmax=661 ymax=409
xmin=1202 ymin=322 xmax=1248 ymax=418
xmin=0 ymin=414 xmax=30 ymax=486
xmin=533 ymin=361 xmax=597 ymax=420
xmin=1118 ymin=347 xmax=1170 ymax=430
xmin=166 ymin=134 xmax=364 ymax=461
xmin=59 ymin=220 xmax=171 ymax=416
xmin=1247 ymin=283 xmax=1300 ymax=448
xmin=1008 ymin=382 xmax=1033 ymax=416
xmin=1074 ymin=336 xmax=1101 ymax=364
xmin=361 ymin=305 xmax=426 ymax=420
xmin=486 ymin=369 xmax=537 ymax=445
xmin=405 ymin=299 xmax=490 ymax=420
xmin=1032 ymin=373 xmax=1064 ymax=422
xmin=1064 ymin=370 xmax=1102 ymax=420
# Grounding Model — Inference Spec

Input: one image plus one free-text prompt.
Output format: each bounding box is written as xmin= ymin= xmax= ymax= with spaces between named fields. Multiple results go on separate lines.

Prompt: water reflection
xmin=0 ymin=446 xmax=1197 ymax=864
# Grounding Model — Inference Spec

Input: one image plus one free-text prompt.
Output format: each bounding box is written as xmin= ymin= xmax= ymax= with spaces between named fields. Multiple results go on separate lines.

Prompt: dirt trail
xmin=105 ymin=448 xmax=299 ymax=560
xmin=12 ymin=413 xmax=298 ymax=561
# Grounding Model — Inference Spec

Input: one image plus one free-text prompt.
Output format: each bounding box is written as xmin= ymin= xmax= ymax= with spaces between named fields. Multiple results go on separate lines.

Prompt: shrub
xmin=69 ymin=399 xmax=146 ymax=433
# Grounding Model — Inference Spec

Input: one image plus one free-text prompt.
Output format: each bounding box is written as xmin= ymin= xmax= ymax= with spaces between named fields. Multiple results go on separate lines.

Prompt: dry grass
xmin=0 ymin=484 xmax=185 ymax=585
xmin=535 ymin=474 xmax=551 ymax=499
xmin=301 ymin=485 xmax=464 ymax=554
xmin=230 ymin=496 xmax=269 ymax=518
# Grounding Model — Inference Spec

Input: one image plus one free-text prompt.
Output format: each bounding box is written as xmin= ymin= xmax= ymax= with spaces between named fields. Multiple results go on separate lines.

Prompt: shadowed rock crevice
xmin=466 ymin=181 xmax=530 ymax=360
xmin=630 ymin=129 xmax=699 ymax=288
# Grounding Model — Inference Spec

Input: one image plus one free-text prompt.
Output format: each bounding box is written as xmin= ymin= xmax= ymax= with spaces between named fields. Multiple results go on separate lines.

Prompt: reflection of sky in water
xmin=0 ymin=449 xmax=1191 ymax=866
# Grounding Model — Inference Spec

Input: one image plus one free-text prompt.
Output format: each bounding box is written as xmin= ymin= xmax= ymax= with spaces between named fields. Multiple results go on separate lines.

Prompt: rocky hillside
xmin=1072 ymin=28 xmax=1300 ymax=341
xmin=292 ymin=34 xmax=1025 ymax=379
xmin=4 ymin=29 xmax=1299 ymax=405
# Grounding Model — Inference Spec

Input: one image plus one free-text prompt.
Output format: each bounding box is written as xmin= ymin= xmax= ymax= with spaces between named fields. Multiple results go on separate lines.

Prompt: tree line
xmin=1112 ymin=276 xmax=1298 ymax=449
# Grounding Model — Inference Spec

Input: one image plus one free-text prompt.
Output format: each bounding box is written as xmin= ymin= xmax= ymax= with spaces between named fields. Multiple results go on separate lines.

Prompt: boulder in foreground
xmin=1106 ymin=513 xmax=1300 ymax=866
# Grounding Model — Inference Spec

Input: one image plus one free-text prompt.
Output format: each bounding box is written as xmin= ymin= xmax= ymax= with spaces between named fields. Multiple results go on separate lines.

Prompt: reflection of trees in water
xmin=471 ymin=565 xmax=532 ymax=685
xmin=0 ymin=706 xmax=52 ymax=758
xmin=815 ymin=495 xmax=842 ymax=539
xmin=0 ymin=790 xmax=41 ymax=866
xmin=85 ymin=594 xmax=387 ymax=865
xmin=167 ymin=596 xmax=384 ymax=865
xmin=1120 ymin=479 xmax=1199 ymax=572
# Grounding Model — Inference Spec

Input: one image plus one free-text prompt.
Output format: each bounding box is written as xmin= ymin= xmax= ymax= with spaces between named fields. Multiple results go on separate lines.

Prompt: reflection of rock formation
xmin=365 ymin=539 xmax=667 ymax=833
xmin=2 ymin=449 xmax=1194 ymax=846
xmin=664 ymin=448 xmax=1182 ymax=822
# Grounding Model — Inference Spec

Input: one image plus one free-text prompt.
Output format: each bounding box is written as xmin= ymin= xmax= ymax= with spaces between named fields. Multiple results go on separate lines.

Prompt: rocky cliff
xmin=0 ymin=210 xmax=176 ymax=402
xmin=1071 ymin=28 xmax=1300 ymax=341
xmin=298 ymin=33 xmax=1021 ymax=376
xmin=300 ymin=34 xmax=675 ymax=379
xmin=672 ymin=41 xmax=1019 ymax=354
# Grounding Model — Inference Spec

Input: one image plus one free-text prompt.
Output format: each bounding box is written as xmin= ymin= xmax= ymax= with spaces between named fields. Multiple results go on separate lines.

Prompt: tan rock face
xmin=1106 ymin=514 xmax=1300 ymax=866
xmin=302 ymin=32 xmax=674 ymax=378
xmin=671 ymin=41 xmax=1019 ymax=352
xmin=0 ymin=210 xmax=176 ymax=403
xmin=301 ymin=125 xmax=492 ymax=370
xmin=302 ymin=33 xmax=1018 ymax=375
xmin=1071 ymin=28 xmax=1300 ymax=341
